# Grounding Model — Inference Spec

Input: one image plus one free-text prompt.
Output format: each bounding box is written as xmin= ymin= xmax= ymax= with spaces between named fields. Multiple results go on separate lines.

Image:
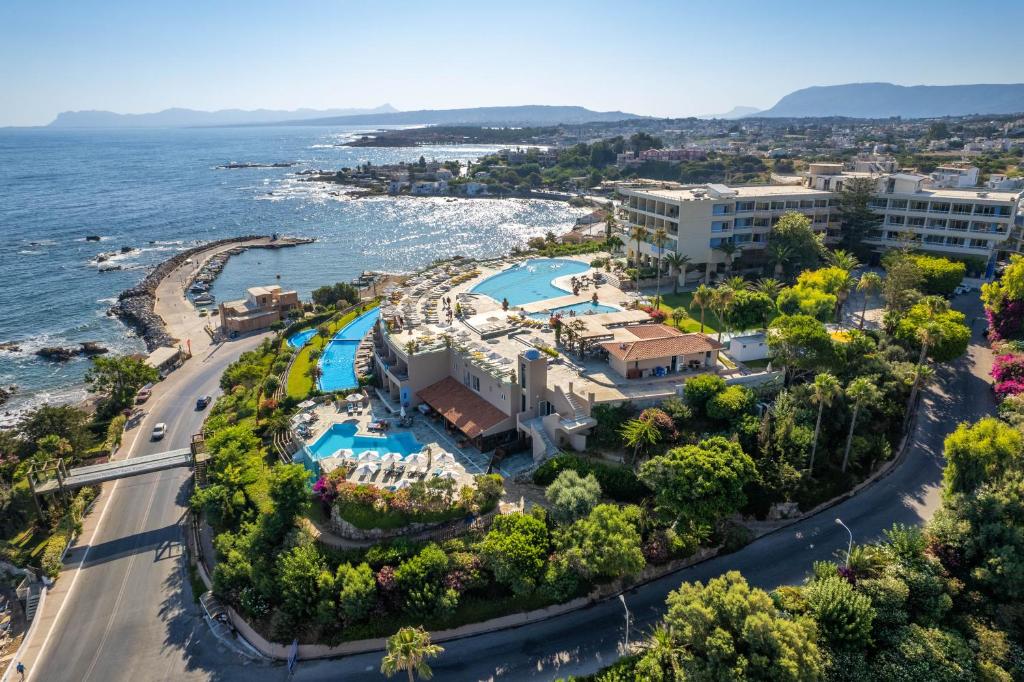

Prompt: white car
xmin=954 ymin=284 xmax=976 ymax=296
xmin=151 ymin=423 xmax=167 ymax=441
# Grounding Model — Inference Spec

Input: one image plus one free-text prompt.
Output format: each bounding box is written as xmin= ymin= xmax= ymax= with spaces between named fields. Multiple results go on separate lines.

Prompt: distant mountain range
xmin=699 ymin=106 xmax=762 ymax=120
xmin=47 ymin=105 xmax=398 ymax=128
xmin=270 ymin=105 xmax=646 ymax=127
xmin=756 ymin=83 xmax=1024 ymax=119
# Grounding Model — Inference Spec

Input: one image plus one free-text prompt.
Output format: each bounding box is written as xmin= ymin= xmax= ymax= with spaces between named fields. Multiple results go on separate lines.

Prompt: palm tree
xmin=904 ymin=322 xmax=943 ymax=426
xmin=832 ymin=269 xmax=855 ymax=325
xmin=690 ymin=284 xmax=714 ymax=333
xmin=808 ymin=372 xmax=841 ymax=475
xmin=712 ymin=285 xmax=736 ymax=344
xmin=606 ymin=234 xmax=624 ymax=255
xmin=664 ymin=253 xmax=692 ymax=295
xmin=828 ymin=249 xmax=861 ymax=273
xmin=750 ymin=277 xmax=783 ymax=300
xmin=630 ymin=226 xmax=649 ymax=292
xmin=723 ymin=275 xmax=747 ymax=292
xmin=842 ymin=377 xmax=882 ymax=472
xmin=645 ymin=626 xmax=683 ymax=679
xmin=670 ymin=306 xmax=689 ymax=330
xmin=856 ymin=272 xmax=882 ymax=329
xmin=653 ymin=228 xmax=668 ymax=306
xmin=381 ymin=626 xmax=444 ymax=682
xmin=620 ymin=415 xmax=661 ymax=465
xmin=715 ymin=240 xmax=738 ymax=275
xmin=768 ymin=243 xmax=793 ymax=279
xmin=902 ymin=363 xmax=936 ymax=431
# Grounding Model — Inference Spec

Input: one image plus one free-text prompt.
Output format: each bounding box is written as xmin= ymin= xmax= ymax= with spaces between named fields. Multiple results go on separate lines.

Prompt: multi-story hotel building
xmin=618 ymin=165 xmax=1023 ymax=280
xmin=618 ymin=182 xmax=840 ymax=281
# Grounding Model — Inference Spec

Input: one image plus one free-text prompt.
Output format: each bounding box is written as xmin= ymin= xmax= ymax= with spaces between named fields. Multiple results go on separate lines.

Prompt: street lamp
xmin=835 ymin=518 xmax=853 ymax=568
xmin=618 ymin=594 xmax=630 ymax=651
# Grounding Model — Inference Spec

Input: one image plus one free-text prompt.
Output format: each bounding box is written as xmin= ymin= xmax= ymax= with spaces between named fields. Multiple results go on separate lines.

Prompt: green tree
xmin=910 ymin=254 xmax=966 ymax=297
xmin=806 ymin=576 xmax=875 ymax=649
xmin=836 ymin=176 xmax=881 ymax=257
xmin=726 ymin=289 xmax=775 ymax=332
xmin=18 ymin=405 xmax=92 ymax=459
xmin=478 ymin=513 xmax=549 ymax=595
xmin=768 ymin=242 xmax=794 ymax=279
xmin=808 ymin=372 xmax=841 ymax=475
xmin=312 ymin=282 xmax=360 ymax=308
xmin=712 ymin=284 xmax=736 ymax=343
xmin=706 ymin=385 xmax=755 ymax=422
xmin=941 ymin=417 xmax=1022 ymax=497
xmin=856 ymin=271 xmax=882 ymax=329
xmin=653 ymin=228 xmax=668 ymax=305
xmin=690 ymin=284 xmax=714 ymax=333
xmin=767 ymin=314 xmax=834 ymax=384
xmin=664 ymin=252 xmax=691 ymax=294
xmin=777 ymin=284 xmax=837 ymax=322
xmin=670 ymin=306 xmax=689 ymax=329
xmin=560 ymin=504 xmax=645 ymax=579
xmin=894 ymin=300 xmax=970 ymax=363
xmin=275 ymin=542 xmax=332 ymax=624
xmin=767 ymin=212 xmax=824 ymax=275
xmin=630 ymin=225 xmax=649 ymax=291
xmin=84 ymin=354 xmax=159 ymax=411
xmin=881 ymin=253 xmax=924 ymax=313
xmin=639 ymin=437 xmax=757 ymax=531
xmin=842 ymin=377 xmax=883 ymax=472
xmin=335 ymin=562 xmax=377 ymax=622
xmin=394 ymin=543 xmax=458 ymax=617
xmin=545 ymin=469 xmax=601 ymax=524
xmin=647 ymin=571 xmax=824 ymax=681
xmin=620 ymin=414 xmax=662 ymax=463
xmin=683 ymin=373 xmax=726 ymax=415
xmin=380 ymin=626 xmax=444 ymax=682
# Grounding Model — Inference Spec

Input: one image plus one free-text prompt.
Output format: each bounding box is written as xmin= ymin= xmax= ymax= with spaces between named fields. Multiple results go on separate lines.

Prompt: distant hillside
xmin=758 ymin=83 xmax=1024 ymax=119
xmin=274 ymin=105 xmax=646 ymax=127
xmin=48 ymin=105 xmax=398 ymax=128
xmin=699 ymin=106 xmax=762 ymax=120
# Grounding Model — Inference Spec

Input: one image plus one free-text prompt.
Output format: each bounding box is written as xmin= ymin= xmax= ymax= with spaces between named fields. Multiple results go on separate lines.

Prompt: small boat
xmin=193 ymin=294 xmax=215 ymax=305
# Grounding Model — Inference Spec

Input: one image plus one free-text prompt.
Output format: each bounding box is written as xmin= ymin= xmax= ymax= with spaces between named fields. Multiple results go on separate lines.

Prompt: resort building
xmin=803 ymin=164 xmax=1023 ymax=265
xmin=219 ymin=285 xmax=300 ymax=334
xmin=600 ymin=325 xmax=722 ymax=379
xmin=618 ymin=183 xmax=839 ymax=282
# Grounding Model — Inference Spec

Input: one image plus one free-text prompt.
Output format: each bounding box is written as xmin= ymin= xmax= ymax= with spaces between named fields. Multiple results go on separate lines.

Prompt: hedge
xmin=533 ymin=454 xmax=649 ymax=502
xmin=41 ymin=533 xmax=68 ymax=578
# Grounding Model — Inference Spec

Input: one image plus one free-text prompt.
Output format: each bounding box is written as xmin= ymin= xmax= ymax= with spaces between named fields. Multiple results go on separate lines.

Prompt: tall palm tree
xmin=750 ymin=277 xmax=783 ymax=300
xmin=856 ymin=272 xmax=882 ymax=329
xmin=842 ymin=377 xmax=882 ymax=472
xmin=606 ymin=234 xmax=624 ymax=255
xmin=904 ymin=322 xmax=943 ymax=426
xmin=768 ymin=243 xmax=793 ymax=279
xmin=712 ymin=285 xmax=736 ymax=344
xmin=630 ymin=226 xmax=649 ymax=292
xmin=808 ymin=372 xmax=841 ymax=475
xmin=381 ymin=627 xmax=444 ymax=682
xmin=652 ymin=228 xmax=668 ymax=306
xmin=828 ymin=249 xmax=861 ymax=273
xmin=832 ymin=269 xmax=855 ymax=325
xmin=902 ymin=362 xmax=936 ymax=431
xmin=664 ymin=252 xmax=692 ymax=295
xmin=690 ymin=284 xmax=714 ymax=333
xmin=715 ymin=240 xmax=738 ymax=275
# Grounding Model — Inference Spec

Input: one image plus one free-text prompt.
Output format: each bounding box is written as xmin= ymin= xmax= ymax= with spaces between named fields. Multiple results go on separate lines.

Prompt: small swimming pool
xmin=287 ymin=328 xmax=317 ymax=348
xmin=527 ymin=301 xmax=620 ymax=319
xmin=301 ymin=422 xmax=424 ymax=468
xmin=318 ymin=309 xmax=380 ymax=392
xmin=472 ymin=258 xmax=591 ymax=306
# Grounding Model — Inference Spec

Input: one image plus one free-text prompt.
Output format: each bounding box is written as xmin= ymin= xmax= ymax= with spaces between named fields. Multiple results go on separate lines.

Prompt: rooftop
xmin=602 ymin=328 xmax=723 ymax=362
xmin=627 ymin=184 xmax=833 ymax=202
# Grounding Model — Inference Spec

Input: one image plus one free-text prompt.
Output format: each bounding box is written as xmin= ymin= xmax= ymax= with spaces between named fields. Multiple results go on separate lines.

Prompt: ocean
xmin=0 ymin=125 xmax=586 ymax=422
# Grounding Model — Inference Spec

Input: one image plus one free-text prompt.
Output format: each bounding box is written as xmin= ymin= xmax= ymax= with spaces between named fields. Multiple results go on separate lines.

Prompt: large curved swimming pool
xmin=317 ymin=308 xmax=380 ymax=392
xmin=287 ymin=328 xmax=317 ymax=348
xmin=303 ymin=422 xmax=423 ymax=463
xmin=471 ymin=258 xmax=591 ymax=306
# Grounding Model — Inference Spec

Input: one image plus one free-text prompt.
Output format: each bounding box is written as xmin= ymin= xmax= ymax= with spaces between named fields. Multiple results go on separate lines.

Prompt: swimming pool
xmin=527 ymin=301 xmax=620 ymax=319
xmin=301 ymin=422 xmax=423 ymax=467
xmin=318 ymin=308 xmax=380 ymax=392
xmin=472 ymin=258 xmax=591 ymax=306
xmin=287 ymin=328 xmax=317 ymax=348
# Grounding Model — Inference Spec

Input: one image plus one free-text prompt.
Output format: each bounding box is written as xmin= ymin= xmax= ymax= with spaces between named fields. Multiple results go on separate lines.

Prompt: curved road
xmin=23 ymin=295 xmax=994 ymax=681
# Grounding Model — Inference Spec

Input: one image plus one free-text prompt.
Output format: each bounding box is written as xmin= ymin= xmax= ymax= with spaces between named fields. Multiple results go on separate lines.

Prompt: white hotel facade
xmin=618 ymin=164 xmax=1023 ymax=280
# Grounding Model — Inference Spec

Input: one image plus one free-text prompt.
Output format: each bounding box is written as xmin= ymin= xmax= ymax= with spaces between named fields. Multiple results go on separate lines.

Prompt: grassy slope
xmin=655 ymin=291 xmax=721 ymax=334
xmin=285 ymin=303 xmax=378 ymax=399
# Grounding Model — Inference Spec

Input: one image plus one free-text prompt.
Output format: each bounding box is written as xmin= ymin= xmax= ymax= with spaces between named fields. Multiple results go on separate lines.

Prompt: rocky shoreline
xmin=109 ymin=235 xmax=314 ymax=351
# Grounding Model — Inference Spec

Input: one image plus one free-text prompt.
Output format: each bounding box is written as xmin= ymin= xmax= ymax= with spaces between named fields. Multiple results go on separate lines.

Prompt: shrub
xmin=638 ymin=407 xmax=679 ymax=442
xmin=992 ymin=353 xmax=1024 ymax=398
xmin=911 ymin=254 xmax=966 ymax=297
xmin=545 ymin=470 xmax=601 ymax=523
xmin=42 ymin=532 xmax=68 ymax=578
xmin=706 ymin=385 xmax=755 ymax=422
xmin=683 ymin=374 xmax=726 ymax=414
xmin=478 ymin=513 xmax=549 ymax=595
xmin=533 ymin=454 xmax=649 ymax=502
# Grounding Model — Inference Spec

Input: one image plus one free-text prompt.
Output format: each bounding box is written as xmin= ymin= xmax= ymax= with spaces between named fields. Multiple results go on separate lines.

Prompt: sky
xmin=2 ymin=0 xmax=1023 ymax=127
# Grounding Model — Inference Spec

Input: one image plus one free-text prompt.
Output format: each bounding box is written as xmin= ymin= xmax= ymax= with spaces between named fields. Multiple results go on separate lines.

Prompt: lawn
xmin=285 ymin=303 xmax=378 ymax=399
xmin=655 ymin=291 xmax=721 ymax=334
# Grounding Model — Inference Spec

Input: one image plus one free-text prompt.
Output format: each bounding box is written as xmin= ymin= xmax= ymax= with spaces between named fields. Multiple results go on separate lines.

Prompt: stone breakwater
xmin=109 ymin=235 xmax=313 ymax=351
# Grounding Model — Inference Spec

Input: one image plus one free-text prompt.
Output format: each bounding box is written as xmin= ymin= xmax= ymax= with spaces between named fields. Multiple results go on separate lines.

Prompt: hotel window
xmin=799 ymin=200 xmax=814 ymax=208
xmin=785 ymin=200 xmax=799 ymax=209
xmin=520 ymin=364 xmax=526 ymax=387
xmin=463 ymin=370 xmax=470 ymax=387
xmin=711 ymin=221 xmax=731 ymax=233
xmin=755 ymin=202 xmax=770 ymax=210
xmin=712 ymin=204 xmax=732 ymax=215
xmin=910 ymin=201 xmax=929 ymax=212
xmin=770 ymin=201 xmax=785 ymax=210
xmin=472 ymin=376 xmax=480 ymax=392
xmin=814 ymin=199 xmax=829 ymax=208
xmin=735 ymin=201 xmax=755 ymax=212
xmin=889 ymin=199 xmax=907 ymax=209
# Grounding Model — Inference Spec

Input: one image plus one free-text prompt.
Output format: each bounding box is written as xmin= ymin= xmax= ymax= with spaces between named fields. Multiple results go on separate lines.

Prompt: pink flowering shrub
xmin=986 ymin=300 xmax=1024 ymax=342
xmin=992 ymin=353 xmax=1024 ymax=398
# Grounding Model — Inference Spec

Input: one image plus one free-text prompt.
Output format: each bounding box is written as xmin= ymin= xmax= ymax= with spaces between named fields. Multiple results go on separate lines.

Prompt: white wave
xmin=19 ymin=250 xmax=43 ymax=255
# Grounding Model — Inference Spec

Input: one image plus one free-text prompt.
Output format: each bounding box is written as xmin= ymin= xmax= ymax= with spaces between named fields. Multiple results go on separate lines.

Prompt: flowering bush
xmin=640 ymin=305 xmax=667 ymax=323
xmin=639 ymin=407 xmax=679 ymax=443
xmin=992 ymin=353 xmax=1024 ymax=398
xmin=986 ymin=299 xmax=1024 ymax=342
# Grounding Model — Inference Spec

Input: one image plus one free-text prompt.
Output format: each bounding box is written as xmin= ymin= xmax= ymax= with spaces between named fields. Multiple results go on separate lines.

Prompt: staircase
xmin=558 ymin=386 xmax=588 ymax=421
xmin=527 ymin=418 xmax=559 ymax=460
xmin=24 ymin=584 xmax=41 ymax=621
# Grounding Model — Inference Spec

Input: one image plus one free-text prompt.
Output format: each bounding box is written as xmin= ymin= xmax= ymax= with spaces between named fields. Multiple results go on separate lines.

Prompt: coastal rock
xmin=85 ymin=235 xmax=101 ymax=242
xmin=0 ymin=385 xmax=15 ymax=407
xmin=0 ymin=341 xmax=21 ymax=352
xmin=36 ymin=346 xmax=78 ymax=362
xmin=119 ymin=246 xmax=134 ymax=254
xmin=79 ymin=341 xmax=109 ymax=356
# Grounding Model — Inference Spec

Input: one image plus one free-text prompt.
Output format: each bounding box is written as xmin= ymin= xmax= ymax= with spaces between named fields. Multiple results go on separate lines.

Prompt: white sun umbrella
xmin=380 ymin=452 xmax=403 ymax=465
xmin=357 ymin=450 xmax=381 ymax=462
xmin=347 ymin=392 xmax=364 ymax=403
xmin=354 ymin=461 xmax=379 ymax=476
xmin=394 ymin=478 xmax=413 ymax=490
xmin=331 ymin=448 xmax=354 ymax=460
xmin=405 ymin=452 xmax=429 ymax=468
xmin=434 ymin=452 xmax=457 ymax=467
xmin=436 ymin=469 xmax=458 ymax=480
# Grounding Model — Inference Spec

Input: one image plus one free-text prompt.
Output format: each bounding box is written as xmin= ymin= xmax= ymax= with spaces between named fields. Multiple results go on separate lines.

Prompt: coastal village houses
xmin=219 ymin=285 xmax=300 ymax=334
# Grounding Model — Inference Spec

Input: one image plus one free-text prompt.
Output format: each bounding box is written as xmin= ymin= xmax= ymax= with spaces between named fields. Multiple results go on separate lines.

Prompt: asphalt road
xmin=26 ymin=295 xmax=994 ymax=682
xmin=26 ymin=334 xmax=269 ymax=682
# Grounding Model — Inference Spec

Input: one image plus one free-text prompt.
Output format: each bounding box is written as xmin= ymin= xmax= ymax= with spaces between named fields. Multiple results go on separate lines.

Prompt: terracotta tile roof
xmin=626 ymin=324 xmax=684 ymax=339
xmin=601 ymin=333 xmax=723 ymax=362
xmin=417 ymin=377 xmax=509 ymax=439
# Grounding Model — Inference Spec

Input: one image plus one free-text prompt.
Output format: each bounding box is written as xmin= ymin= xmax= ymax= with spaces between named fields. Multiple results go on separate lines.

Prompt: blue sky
xmin=1 ymin=0 xmax=1022 ymax=126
